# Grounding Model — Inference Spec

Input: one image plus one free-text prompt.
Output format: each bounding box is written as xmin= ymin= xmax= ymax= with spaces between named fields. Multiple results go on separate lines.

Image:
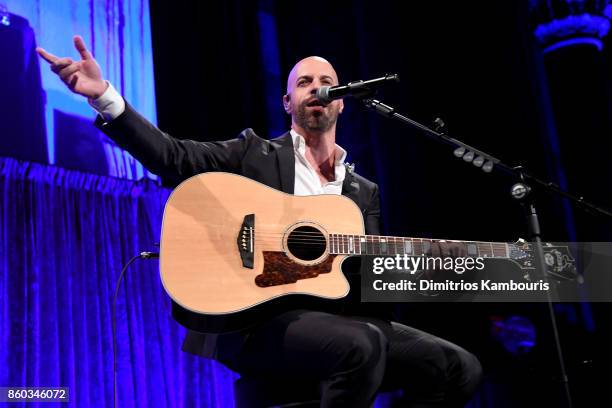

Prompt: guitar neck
xmin=328 ymin=234 xmax=512 ymax=259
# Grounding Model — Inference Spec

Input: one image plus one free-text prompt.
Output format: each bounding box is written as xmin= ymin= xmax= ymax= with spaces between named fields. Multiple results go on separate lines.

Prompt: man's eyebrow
xmin=295 ymin=74 xmax=335 ymax=83
xmin=296 ymin=75 xmax=313 ymax=82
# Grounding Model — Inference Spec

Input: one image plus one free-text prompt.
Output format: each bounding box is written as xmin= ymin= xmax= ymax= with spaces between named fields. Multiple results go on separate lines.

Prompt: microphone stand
xmin=359 ymin=96 xmax=612 ymax=408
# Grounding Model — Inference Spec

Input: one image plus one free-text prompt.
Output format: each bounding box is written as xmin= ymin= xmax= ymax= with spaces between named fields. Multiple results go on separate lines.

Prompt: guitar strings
xmin=252 ymin=234 xmax=502 ymax=244
xmin=236 ymin=230 xmax=510 ymax=252
xmin=254 ymin=233 xmax=506 ymax=245
xmin=254 ymin=230 xmax=507 ymax=241
xmin=252 ymin=232 xmax=510 ymax=247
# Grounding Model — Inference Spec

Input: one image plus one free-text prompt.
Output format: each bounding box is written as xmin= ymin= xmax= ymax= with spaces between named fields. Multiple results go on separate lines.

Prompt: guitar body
xmin=160 ymin=172 xmax=364 ymax=332
xmin=160 ymin=172 xmax=577 ymax=332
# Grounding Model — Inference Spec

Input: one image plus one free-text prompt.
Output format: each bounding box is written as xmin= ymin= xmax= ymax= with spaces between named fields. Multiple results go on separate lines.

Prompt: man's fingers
xmin=59 ymin=63 xmax=81 ymax=81
xmin=51 ymin=57 xmax=74 ymax=73
xmin=36 ymin=47 xmax=59 ymax=64
xmin=37 ymin=36 xmax=93 ymax=65
xmin=73 ymin=35 xmax=92 ymax=60
xmin=68 ymin=74 xmax=79 ymax=90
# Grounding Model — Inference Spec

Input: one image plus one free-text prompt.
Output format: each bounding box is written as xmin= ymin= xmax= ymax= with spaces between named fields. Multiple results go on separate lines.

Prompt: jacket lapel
xmin=341 ymin=167 xmax=362 ymax=208
xmin=270 ymin=132 xmax=295 ymax=194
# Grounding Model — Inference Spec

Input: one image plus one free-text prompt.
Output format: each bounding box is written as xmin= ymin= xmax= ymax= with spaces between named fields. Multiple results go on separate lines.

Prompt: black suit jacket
xmin=96 ymin=103 xmax=381 ymax=234
xmin=95 ymin=102 xmax=384 ymax=358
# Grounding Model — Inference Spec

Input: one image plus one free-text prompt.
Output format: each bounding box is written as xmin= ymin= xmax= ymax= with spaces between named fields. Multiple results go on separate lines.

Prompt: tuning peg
xmin=473 ymin=155 xmax=484 ymax=167
xmin=453 ymin=146 xmax=466 ymax=158
xmin=482 ymin=160 xmax=494 ymax=173
xmin=453 ymin=146 xmax=494 ymax=173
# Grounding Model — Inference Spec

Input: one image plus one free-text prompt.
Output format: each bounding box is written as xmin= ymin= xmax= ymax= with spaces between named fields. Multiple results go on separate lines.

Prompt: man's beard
xmin=295 ymin=103 xmax=339 ymax=133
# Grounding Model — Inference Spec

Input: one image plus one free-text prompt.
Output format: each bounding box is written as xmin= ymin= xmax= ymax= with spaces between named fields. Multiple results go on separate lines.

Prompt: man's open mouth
xmin=306 ymin=99 xmax=325 ymax=107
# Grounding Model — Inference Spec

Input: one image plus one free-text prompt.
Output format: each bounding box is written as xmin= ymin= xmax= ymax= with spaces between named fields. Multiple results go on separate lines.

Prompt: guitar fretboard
xmin=328 ymin=234 xmax=510 ymax=259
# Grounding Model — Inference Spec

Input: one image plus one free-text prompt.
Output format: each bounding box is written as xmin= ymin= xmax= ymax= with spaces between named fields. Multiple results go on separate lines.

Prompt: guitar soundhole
xmin=287 ymin=226 xmax=327 ymax=262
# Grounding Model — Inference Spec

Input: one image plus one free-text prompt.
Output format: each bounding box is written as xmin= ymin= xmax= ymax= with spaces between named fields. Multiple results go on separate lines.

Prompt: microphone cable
xmin=112 ymin=251 xmax=159 ymax=408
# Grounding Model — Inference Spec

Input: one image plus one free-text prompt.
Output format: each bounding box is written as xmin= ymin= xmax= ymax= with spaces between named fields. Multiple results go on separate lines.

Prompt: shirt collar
xmin=290 ymin=129 xmax=347 ymax=166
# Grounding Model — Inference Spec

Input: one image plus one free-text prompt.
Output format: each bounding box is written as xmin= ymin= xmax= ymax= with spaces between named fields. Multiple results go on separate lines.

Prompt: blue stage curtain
xmin=0 ymin=156 xmax=237 ymax=407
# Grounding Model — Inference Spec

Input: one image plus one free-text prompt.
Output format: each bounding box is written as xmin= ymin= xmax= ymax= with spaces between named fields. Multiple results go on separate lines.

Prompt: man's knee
xmin=335 ymin=322 xmax=388 ymax=372
xmin=410 ymin=337 xmax=482 ymax=401
xmin=445 ymin=346 xmax=482 ymax=403
xmin=455 ymin=348 xmax=482 ymax=399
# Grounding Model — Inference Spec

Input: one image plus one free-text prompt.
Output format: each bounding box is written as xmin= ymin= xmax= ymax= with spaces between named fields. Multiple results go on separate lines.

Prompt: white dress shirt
xmin=290 ymin=129 xmax=346 ymax=196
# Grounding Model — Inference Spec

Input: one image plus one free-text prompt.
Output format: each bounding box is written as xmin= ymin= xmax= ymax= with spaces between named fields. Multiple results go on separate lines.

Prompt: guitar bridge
xmin=237 ymin=214 xmax=254 ymax=268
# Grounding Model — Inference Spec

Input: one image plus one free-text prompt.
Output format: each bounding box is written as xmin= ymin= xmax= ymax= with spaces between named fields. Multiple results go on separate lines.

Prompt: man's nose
xmin=310 ymin=80 xmax=323 ymax=94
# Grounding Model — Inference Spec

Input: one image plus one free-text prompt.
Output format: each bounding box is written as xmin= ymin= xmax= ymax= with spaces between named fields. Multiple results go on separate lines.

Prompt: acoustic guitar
xmin=160 ymin=172 xmax=575 ymax=333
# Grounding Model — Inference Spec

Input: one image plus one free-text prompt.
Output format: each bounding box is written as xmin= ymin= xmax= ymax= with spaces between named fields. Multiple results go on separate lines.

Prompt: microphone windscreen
xmin=315 ymin=86 xmax=333 ymax=104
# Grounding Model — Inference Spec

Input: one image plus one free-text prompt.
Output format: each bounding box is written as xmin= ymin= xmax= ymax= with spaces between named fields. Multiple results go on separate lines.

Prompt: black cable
xmin=112 ymin=251 xmax=159 ymax=408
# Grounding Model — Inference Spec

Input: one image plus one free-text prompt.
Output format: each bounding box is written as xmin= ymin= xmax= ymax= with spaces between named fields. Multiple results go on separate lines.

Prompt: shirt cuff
xmin=88 ymin=81 xmax=126 ymax=121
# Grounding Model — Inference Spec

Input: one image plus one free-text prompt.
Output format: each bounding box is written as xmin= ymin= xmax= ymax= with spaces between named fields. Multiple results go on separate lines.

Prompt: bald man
xmin=38 ymin=37 xmax=482 ymax=407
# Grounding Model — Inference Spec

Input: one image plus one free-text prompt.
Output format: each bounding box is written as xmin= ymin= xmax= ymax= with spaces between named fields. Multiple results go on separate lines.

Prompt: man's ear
xmin=283 ymin=94 xmax=291 ymax=114
xmin=339 ymin=99 xmax=344 ymax=114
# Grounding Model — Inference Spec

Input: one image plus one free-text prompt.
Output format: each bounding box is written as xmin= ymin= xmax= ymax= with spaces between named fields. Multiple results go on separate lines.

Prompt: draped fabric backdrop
xmin=0 ymin=157 xmax=237 ymax=407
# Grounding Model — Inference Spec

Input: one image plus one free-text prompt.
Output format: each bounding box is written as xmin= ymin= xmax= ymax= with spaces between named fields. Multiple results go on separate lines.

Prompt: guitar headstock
xmin=509 ymin=239 xmax=577 ymax=280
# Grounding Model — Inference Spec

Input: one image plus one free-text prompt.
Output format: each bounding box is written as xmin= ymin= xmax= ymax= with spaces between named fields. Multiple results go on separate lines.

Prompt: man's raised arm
xmin=37 ymin=36 xmax=250 ymax=184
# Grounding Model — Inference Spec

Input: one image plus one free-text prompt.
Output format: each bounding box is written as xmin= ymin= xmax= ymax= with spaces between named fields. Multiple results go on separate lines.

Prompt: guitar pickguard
xmin=255 ymin=251 xmax=337 ymax=287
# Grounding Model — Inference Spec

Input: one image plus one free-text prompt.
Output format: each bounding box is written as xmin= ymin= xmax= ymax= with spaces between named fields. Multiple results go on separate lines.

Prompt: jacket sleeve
xmin=95 ymin=100 xmax=252 ymax=184
xmin=364 ymin=183 xmax=381 ymax=236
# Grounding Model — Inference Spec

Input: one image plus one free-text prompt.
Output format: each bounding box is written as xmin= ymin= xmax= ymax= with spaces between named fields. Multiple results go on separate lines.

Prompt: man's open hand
xmin=36 ymin=35 xmax=108 ymax=99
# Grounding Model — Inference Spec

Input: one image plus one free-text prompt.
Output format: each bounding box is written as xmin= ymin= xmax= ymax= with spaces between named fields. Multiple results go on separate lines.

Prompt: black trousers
xmin=218 ymin=309 xmax=482 ymax=408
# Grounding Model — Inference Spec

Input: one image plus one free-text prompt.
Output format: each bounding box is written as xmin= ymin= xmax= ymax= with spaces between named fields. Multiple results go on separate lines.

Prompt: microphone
xmin=316 ymin=73 xmax=399 ymax=104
